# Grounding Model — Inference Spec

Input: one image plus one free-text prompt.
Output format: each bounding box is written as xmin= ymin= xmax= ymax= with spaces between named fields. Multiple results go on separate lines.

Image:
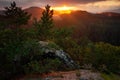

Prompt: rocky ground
xmin=17 ymin=70 xmax=104 ymax=80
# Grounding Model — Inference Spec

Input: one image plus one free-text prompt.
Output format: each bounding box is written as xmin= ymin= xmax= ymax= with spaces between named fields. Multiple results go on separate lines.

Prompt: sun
xmin=52 ymin=5 xmax=76 ymax=14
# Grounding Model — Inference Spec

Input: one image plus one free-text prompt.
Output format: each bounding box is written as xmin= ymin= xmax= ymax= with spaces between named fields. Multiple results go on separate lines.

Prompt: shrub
xmin=84 ymin=42 xmax=120 ymax=73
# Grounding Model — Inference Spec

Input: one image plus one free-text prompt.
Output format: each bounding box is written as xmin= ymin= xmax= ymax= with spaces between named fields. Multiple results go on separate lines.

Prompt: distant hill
xmin=24 ymin=7 xmax=44 ymax=20
xmin=99 ymin=12 xmax=120 ymax=17
xmin=53 ymin=10 xmax=120 ymax=27
xmin=106 ymin=8 xmax=120 ymax=13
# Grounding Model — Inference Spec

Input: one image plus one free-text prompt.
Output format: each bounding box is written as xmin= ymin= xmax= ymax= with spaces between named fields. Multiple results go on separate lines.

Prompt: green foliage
xmin=83 ymin=42 xmax=120 ymax=73
xmin=0 ymin=28 xmax=42 ymax=79
xmin=24 ymin=58 xmax=62 ymax=74
xmin=51 ymin=27 xmax=74 ymax=50
xmin=47 ymin=42 xmax=60 ymax=49
xmin=51 ymin=27 xmax=73 ymax=39
xmin=57 ymin=35 xmax=120 ymax=73
xmin=0 ymin=3 xmax=64 ymax=79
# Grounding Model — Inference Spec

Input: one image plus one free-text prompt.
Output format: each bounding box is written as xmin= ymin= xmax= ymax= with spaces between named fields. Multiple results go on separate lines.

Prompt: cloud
xmin=0 ymin=0 xmax=104 ymax=8
xmin=0 ymin=0 xmax=40 ymax=8
xmin=77 ymin=0 xmax=120 ymax=13
xmin=0 ymin=0 xmax=120 ymax=13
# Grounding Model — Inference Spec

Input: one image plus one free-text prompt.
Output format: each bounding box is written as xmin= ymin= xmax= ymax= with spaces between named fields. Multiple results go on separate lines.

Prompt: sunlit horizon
xmin=51 ymin=5 xmax=77 ymax=14
xmin=0 ymin=0 xmax=120 ymax=13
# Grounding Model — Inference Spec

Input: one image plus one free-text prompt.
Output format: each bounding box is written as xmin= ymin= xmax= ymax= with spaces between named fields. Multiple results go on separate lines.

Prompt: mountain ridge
xmin=1 ymin=6 xmax=120 ymax=18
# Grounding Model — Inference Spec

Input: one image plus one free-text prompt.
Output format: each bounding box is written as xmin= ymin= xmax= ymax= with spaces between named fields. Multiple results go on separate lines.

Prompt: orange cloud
xmin=77 ymin=0 xmax=120 ymax=13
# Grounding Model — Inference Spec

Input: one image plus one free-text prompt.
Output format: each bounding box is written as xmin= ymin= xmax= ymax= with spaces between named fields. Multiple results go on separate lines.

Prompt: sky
xmin=0 ymin=0 xmax=120 ymax=13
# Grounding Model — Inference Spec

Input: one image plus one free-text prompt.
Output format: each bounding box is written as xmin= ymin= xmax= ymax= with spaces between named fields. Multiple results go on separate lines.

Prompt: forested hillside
xmin=21 ymin=7 xmax=120 ymax=45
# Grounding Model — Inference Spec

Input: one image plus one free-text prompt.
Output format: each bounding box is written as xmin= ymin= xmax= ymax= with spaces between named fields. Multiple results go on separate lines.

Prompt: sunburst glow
xmin=52 ymin=5 xmax=77 ymax=14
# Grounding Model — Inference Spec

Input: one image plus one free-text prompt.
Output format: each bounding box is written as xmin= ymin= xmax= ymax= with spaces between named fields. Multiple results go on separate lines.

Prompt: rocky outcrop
xmin=39 ymin=41 xmax=79 ymax=69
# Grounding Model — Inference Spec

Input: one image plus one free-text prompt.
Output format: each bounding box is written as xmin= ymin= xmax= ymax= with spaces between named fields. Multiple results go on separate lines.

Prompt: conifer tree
xmin=4 ymin=1 xmax=31 ymax=27
xmin=35 ymin=5 xmax=54 ymax=40
xmin=41 ymin=5 xmax=53 ymax=29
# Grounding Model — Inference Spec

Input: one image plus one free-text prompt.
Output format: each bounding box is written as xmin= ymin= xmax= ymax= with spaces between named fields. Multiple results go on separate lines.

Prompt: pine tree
xmin=35 ymin=5 xmax=54 ymax=40
xmin=4 ymin=1 xmax=31 ymax=27
xmin=41 ymin=5 xmax=53 ymax=29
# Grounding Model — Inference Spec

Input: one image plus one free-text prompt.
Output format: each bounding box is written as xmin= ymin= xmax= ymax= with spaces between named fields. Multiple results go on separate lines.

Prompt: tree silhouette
xmin=41 ymin=5 xmax=53 ymax=29
xmin=4 ymin=1 xmax=31 ymax=27
xmin=35 ymin=5 xmax=54 ymax=40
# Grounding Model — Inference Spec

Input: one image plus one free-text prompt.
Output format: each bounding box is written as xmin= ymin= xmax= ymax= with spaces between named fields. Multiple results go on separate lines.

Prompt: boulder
xmin=39 ymin=41 xmax=79 ymax=69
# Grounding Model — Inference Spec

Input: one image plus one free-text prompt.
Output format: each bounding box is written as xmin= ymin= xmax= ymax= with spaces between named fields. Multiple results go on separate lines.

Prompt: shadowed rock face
xmin=39 ymin=41 xmax=79 ymax=69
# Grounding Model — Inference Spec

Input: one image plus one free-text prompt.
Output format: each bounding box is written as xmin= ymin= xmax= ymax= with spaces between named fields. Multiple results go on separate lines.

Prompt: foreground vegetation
xmin=101 ymin=73 xmax=120 ymax=80
xmin=0 ymin=1 xmax=120 ymax=80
